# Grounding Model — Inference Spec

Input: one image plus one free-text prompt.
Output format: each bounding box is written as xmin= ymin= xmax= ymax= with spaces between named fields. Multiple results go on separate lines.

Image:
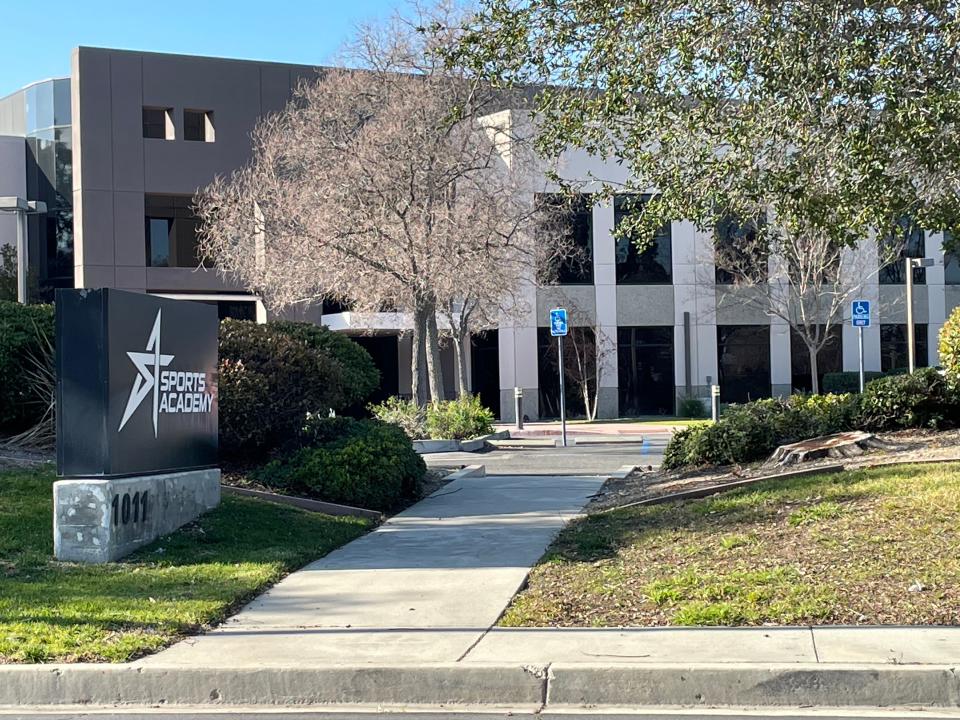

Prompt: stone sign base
xmin=53 ymin=468 xmax=220 ymax=563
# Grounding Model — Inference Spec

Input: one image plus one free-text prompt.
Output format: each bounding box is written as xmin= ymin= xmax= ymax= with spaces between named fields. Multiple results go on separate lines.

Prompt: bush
xmin=662 ymin=393 xmax=860 ymax=470
xmin=940 ymin=306 xmax=960 ymax=386
xmin=0 ymin=301 xmax=54 ymax=432
xmin=256 ymin=419 xmax=425 ymax=511
xmin=858 ymin=368 xmax=959 ymax=431
xmin=271 ymin=321 xmax=379 ymax=410
xmin=218 ymin=320 xmax=345 ymax=457
xmin=822 ymin=371 xmax=886 ymax=394
xmin=677 ymin=396 xmax=707 ymax=419
xmin=369 ymin=396 xmax=426 ymax=439
xmin=425 ymin=394 xmax=495 ymax=440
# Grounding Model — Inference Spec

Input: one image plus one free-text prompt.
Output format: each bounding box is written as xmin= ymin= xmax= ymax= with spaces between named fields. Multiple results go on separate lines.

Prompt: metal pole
xmin=557 ymin=334 xmax=567 ymax=447
xmin=906 ymin=257 xmax=915 ymax=373
xmin=514 ymin=387 xmax=523 ymax=430
xmin=16 ymin=209 xmax=27 ymax=304
xmin=858 ymin=326 xmax=865 ymax=393
xmin=711 ymin=384 xmax=720 ymax=422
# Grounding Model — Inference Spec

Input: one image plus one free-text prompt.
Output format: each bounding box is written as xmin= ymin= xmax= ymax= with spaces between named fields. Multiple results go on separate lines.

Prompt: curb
xmin=2 ymin=662 xmax=958 ymax=709
xmin=221 ymin=485 xmax=383 ymax=522
xmin=445 ymin=464 xmax=486 ymax=480
xmin=413 ymin=431 xmax=511 ymax=455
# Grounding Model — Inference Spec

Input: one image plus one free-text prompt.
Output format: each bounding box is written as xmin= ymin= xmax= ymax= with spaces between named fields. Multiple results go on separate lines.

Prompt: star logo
xmin=118 ymin=309 xmax=174 ymax=437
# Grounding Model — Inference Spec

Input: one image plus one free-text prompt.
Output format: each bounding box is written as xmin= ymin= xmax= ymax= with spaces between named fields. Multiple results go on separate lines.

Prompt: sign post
xmin=851 ymin=299 xmax=871 ymax=393
xmin=549 ymin=308 xmax=569 ymax=448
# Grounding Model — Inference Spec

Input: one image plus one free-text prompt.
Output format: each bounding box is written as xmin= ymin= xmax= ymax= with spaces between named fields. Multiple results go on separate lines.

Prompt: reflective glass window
xmin=715 ymin=216 xmax=767 ymax=284
xmin=880 ymin=324 xmax=928 ymax=372
xmin=617 ymin=326 xmax=675 ymax=415
xmin=614 ymin=195 xmax=672 ymax=284
xmin=537 ymin=194 xmax=593 ymax=284
xmin=880 ymin=218 xmax=926 ymax=284
xmin=790 ymin=325 xmax=842 ymax=394
xmin=717 ymin=325 xmax=771 ymax=402
xmin=145 ymin=195 xmax=200 ymax=267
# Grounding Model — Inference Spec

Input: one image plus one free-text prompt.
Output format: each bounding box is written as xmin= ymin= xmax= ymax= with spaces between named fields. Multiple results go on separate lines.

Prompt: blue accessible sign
xmin=851 ymin=300 xmax=871 ymax=327
xmin=550 ymin=307 xmax=568 ymax=336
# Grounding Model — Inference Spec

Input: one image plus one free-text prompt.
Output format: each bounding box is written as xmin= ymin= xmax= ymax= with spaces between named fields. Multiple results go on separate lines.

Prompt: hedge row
xmin=663 ymin=368 xmax=958 ymax=469
xmin=254 ymin=416 xmax=425 ymax=511
xmin=0 ymin=301 xmax=54 ymax=432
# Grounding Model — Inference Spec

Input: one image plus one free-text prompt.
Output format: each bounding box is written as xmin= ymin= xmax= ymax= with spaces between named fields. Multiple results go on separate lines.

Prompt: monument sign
xmin=53 ymin=289 xmax=220 ymax=562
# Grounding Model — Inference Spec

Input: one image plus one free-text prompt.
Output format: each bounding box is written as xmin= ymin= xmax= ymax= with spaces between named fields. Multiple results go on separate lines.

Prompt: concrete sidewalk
xmin=145 ymin=472 xmax=605 ymax=667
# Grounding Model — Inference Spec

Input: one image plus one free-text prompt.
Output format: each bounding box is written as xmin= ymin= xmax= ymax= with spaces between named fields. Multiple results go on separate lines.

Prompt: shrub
xmin=677 ymin=396 xmax=707 ymax=419
xmin=271 ymin=321 xmax=379 ymax=410
xmin=369 ymin=396 xmax=426 ymax=439
xmin=425 ymin=394 xmax=495 ymax=440
xmin=256 ymin=419 xmax=425 ymax=510
xmin=0 ymin=301 xmax=54 ymax=432
xmin=858 ymin=368 xmax=959 ymax=431
xmin=218 ymin=320 xmax=345 ymax=457
xmin=940 ymin=306 xmax=960 ymax=386
xmin=822 ymin=371 xmax=886 ymax=394
xmin=661 ymin=393 xmax=860 ymax=470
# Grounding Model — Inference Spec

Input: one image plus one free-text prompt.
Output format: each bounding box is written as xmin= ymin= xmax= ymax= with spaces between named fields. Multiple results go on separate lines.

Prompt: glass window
xmin=537 ymin=326 xmax=594 ymax=418
xmin=143 ymin=107 xmax=173 ymax=140
xmin=944 ymin=232 xmax=960 ymax=285
xmin=617 ymin=326 xmax=675 ymax=415
xmin=717 ymin=325 xmax=771 ymax=403
xmin=880 ymin=324 xmax=929 ymax=372
xmin=614 ymin=195 xmax=672 ymax=284
xmin=184 ymin=109 xmax=214 ymax=142
xmin=790 ymin=325 xmax=842 ymax=394
xmin=715 ymin=216 xmax=767 ymax=284
xmin=145 ymin=195 xmax=201 ymax=267
xmin=880 ymin=218 xmax=926 ymax=284
xmin=538 ymin=194 xmax=593 ymax=285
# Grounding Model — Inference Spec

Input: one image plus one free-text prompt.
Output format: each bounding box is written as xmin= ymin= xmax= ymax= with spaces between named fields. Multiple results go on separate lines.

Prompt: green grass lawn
xmin=500 ymin=462 xmax=960 ymax=627
xmin=0 ymin=465 xmax=371 ymax=663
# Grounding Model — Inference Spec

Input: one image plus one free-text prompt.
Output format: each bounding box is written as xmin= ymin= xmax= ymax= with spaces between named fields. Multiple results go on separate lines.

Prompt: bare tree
xmin=196 ymin=3 xmax=563 ymax=405
xmin=713 ymin=219 xmax=902 ymax=394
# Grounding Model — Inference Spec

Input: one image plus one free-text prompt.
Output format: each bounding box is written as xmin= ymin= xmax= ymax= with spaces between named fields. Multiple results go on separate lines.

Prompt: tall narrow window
xmin=614 ymin=195 xmax=672 ymax=284
xmin=880 ymin=218 xmax=926 ymax=285
xmin=717 ymin=325 xmax=771 ymax=402
xmin=142 ymin=107 xmax=174 ymax=140
xmin=880 ymin=324 xmax=929 ymax=371
xmin=715 ymin=216 xmax=767 ymax=284
xmin=184 ymin=109 xmax=215 ymax=142
xmin=537 ymin=193 xmax=594 ymax=285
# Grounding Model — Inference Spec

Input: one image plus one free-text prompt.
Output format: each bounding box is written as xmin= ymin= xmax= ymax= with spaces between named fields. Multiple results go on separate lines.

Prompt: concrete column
xmin=770 ymin=322 xmax=792 ymax=397
xmin=499 ymin=275 xmax=539 ymax=421
xmin=927 ymin=231 xmax=946 ymax=366
xmin=593 ymin=201 xmax=618 ymax=418
xmin=673 ymin=222 xmax=717 ymax=403
xmin=841 ymin=238 xmax=882 ymax=372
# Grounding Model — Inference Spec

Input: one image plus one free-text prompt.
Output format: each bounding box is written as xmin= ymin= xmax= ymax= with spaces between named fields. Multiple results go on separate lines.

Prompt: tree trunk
xmin=808 ymin=345 xmax=820 ymax=395
xmin=424 ymin=298 xmax=445 ymax=402
xmin=411 ymin=300 xmax=427 ymax=406
xmin=452 ymin=331 xmax=470 ymax=398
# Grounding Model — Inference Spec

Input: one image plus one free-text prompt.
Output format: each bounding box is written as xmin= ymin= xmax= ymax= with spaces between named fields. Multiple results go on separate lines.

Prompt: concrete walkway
xmin=146 ymin=472 xmax=605 ymax=667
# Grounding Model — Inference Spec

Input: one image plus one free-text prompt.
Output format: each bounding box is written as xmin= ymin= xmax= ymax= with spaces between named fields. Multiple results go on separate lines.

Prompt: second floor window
xmin=880 ymin=218 xmax=926 ymax=285
xmin=715 ymin=215 xmax=768 ymax=285
xmin=537 ymin=193 xmax=594 ymax=285
xmin=145 ymin=194 xmax=202 ymax=268
xmin=614 ymin=195 xmax=672 ymax=284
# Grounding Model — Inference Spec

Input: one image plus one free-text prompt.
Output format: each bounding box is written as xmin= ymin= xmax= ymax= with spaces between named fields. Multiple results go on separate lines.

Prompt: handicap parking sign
xmin=550 ymin=307 xmax=568 ymax=336
xmin=851 ymin=300 xmax=871 ymax=327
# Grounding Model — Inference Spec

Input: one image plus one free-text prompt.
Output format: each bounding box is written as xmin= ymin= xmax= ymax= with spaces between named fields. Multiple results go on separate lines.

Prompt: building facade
xmin=1 ymin=47 xmax=958 ymax=420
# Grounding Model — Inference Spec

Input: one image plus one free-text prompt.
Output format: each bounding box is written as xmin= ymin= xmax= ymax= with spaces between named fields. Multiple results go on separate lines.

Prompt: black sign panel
xmin=56 ymin=289 xmax=218 ymax=478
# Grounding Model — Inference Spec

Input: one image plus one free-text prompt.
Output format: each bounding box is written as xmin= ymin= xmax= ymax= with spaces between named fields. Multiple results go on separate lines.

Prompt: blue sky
xmin=0 ymin=0 xmax=408 ymax=95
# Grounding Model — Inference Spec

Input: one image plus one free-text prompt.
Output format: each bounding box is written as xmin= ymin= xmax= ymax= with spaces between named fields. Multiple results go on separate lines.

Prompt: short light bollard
xmin=514 ymin=386 xmax=524 ymax=430
xmin=711 ymin=384 xmax=720 ymax=422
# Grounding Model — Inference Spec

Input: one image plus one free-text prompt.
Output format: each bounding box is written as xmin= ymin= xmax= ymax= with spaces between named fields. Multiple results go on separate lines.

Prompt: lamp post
xmin=906 ymin=256 xmax=936 ymax=373
xmin=0 ymin=196 xmax=47 ymax=304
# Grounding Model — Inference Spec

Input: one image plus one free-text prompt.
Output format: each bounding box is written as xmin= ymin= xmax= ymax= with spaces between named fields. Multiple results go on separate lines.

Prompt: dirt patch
xmin=590 ymin=429 xmax=960 ymax=512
